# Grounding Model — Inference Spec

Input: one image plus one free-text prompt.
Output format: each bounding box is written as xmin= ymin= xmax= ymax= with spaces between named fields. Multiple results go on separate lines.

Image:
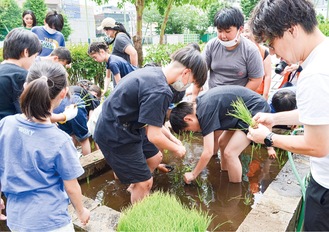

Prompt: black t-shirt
xmin=0 ymin=63 xmax=27 ymax=120
xmin=94 ymin=67 xmax=173 ymax=145
xmin=196 ymin=85 xmax=270 ymax=136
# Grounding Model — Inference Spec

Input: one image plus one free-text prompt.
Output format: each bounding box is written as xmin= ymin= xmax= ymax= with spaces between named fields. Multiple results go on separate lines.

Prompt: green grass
xmin=116 ymin=191 xmax=213 ymax=231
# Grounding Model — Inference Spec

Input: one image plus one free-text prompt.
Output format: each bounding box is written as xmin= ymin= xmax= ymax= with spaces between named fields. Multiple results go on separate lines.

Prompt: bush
xmin=116 ymin=191 xmax=213 ymax=231
xmin=143 ymin=43 xmax=205 ymax=67
xmin=66 ymin=43 xmax=106 ymax=86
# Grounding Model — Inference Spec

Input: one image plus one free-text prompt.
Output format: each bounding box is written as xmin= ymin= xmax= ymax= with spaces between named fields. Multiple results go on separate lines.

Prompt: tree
xmin=0 ymin=0 xmax=21 ymax=40
xmin=153 ymin=0 xmax=217 ymax=44
xmin=22 ymin=0 xmax=47 ymax=26
xmin=240 ymin=0 xmax=259 ymax=19
xmin=207 ymin=1 xmax=230 ymax=27
xmin=317 ymin=14 xmax=329 ymax=36
xmin=117 ymin=0 xmax=153 ymax=66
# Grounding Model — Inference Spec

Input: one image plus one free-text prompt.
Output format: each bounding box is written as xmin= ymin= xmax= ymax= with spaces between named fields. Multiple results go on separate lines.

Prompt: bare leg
xmin=128 ymin=151 xmax=162 ymax=193
xmin=80 ymin=137 xmax=91 ymax=156
xmin=146 ymin=151 xmax=163 ymax=173
xmin=213 ymin=130 xmax=223 ymax=155
xmin=129 ymin=177 xmax=153 ymax=203
xmin=218 ymin=131 xmax=234 ymax=171
xmin=223 ymin=130 xmax=251 ymax=183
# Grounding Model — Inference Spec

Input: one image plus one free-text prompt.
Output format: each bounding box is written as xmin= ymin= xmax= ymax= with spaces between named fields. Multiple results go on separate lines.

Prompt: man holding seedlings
xmin=94 ymin=46 xmax=207 ymax=203
xmin=247 ymin=0 xmax=329 ymax=230
xmin=169 ymin=85 xmax=270 ymax=183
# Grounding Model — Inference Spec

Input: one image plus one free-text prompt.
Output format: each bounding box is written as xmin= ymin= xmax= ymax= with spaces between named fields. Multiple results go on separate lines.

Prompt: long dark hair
xmin=20 ymin=61 xmax=68 ymax=121
xmin=22 ymin=10 xmax=37 ymax=27
xmin=107 ymin=22 xmax=131 ymax=45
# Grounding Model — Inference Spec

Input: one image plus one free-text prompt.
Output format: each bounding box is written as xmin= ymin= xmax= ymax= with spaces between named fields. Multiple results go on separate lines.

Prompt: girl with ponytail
xmin=0 ymin=61 xmax=90 ymax=231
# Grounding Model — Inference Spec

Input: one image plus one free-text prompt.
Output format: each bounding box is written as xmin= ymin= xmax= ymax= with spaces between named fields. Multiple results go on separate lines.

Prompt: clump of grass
xmin=227 ymin=97 xmax=258 ymax=129
xmin=116 ymin=191 xmax=213 ymax=231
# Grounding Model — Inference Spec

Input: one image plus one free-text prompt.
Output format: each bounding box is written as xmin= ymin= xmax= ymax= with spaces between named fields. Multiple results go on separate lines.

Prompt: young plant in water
xmin=227 ymin=97 xmax=258 ymax=129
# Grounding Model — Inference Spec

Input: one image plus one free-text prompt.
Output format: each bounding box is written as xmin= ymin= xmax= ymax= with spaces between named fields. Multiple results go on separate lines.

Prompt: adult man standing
xmin=248 ymin=0 xmax=329 ymax=231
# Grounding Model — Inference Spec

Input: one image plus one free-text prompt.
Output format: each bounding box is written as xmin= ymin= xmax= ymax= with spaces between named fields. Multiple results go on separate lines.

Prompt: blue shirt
xmin=106 ymin=54 xmax=137 ymax=77
xmin=0 ymin=115 xmax=84 ymax=231
xmin=31 ymin=26 xmax=65 ymax=57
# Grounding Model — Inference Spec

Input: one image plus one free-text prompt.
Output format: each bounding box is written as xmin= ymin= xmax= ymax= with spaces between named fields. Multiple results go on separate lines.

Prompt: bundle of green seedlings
xmin=116 ymin=191 xmax=213 ymax=231
xmin=227 ymin=97 xmax=258 ymax=129
xmin=74 ymin=89 xmax=93 ymax=108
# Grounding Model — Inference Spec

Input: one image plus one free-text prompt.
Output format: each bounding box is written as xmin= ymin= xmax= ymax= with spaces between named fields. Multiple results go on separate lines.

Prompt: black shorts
xmin=304 ymin=175 xmax=329 ymax=231
xmin=97 ymin=123 xmax=159 ymax=184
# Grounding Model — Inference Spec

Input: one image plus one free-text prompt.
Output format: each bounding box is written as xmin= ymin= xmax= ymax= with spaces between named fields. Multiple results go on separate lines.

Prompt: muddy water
xmin=80 ymin=133 xmax=286 ymax=231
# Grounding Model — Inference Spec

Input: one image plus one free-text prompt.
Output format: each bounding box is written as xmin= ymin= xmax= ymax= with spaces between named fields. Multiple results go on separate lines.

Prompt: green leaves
xmin=0 ymin=0 xmax=21 ymax=40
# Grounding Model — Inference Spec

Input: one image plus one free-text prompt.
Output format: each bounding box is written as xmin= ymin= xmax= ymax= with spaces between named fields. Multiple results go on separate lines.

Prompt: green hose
xmin=287 ymin=128 xmax=308 ymax=231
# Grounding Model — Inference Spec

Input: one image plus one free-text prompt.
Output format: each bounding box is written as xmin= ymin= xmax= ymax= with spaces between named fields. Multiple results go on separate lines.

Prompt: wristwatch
xmin=264 ymin=132 xmax=274 ymax=147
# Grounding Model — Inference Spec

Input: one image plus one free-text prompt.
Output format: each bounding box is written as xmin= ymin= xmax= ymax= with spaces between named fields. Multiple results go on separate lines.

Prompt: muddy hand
xmin=184 ymin=172 xmax=195 ymax=184
xmin=174 ymin=145 xmax=186 ymax=158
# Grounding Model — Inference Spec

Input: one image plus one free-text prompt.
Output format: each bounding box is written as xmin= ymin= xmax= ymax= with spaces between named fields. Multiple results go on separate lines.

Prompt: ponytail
xmin=20 ymin=61 xmax=68 ymax=121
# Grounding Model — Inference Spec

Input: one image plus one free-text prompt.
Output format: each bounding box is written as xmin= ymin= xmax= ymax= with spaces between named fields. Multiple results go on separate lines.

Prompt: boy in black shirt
xmin=170 ymin=85 xmax=270 ymax=184
xmin=94 ymin=46 xmax=207 ymax=203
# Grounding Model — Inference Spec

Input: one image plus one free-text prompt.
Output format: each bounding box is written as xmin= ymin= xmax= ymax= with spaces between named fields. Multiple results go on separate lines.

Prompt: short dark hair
xmin=214 ymin=7 xmax=244 ymax=30
xmin=250 ymin=0 xmax=317 ymax=43
xmin=169 ymin=102 xmax=194 ymax=134
xmin=22 ymin=10 xmax=37 ymax=27
xmin=3 ymin=28 xmax=42 ymax=60
xmin=88 ymin=42 xmax=108 ymax=55
xmin=88 ymin=84 xmax=102 ymax=98
xmin=20 ymin=61 xmax=68 ymax=121
xmin=272 ymin=89 xmax=296 ymax=112
xmin=50 ymin=47 xmax=72 ymax=64
xmin=45 ymin=10 xmax=64 ymax=32
xmin=170 ymin=45 xmax=207 ymax=88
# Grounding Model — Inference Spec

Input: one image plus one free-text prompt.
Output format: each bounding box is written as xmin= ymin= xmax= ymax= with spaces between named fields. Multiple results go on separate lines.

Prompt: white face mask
xmin=218 ymin=30 xmax=240 ymax=48
xmin=171 ymin=75 xmax=192 ymax=92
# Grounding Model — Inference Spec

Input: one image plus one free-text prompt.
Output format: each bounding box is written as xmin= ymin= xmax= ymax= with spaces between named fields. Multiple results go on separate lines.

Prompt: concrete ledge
xmin=78 ymin=150 xmax=107 ymax=181
xmin=68 ymin=196 xmax=120 ymax=231
xmin=237 ymin=154 xmax=310 ymax=232
xmin=70 ymin=150 xmax=121 ymax=231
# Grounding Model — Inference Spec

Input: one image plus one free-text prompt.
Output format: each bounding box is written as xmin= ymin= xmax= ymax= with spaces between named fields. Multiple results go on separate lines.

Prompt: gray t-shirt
xmin=203 ymin=36 xmax=264 ymax=88
xmin=112 ymin=32 xmax=134 ymax=64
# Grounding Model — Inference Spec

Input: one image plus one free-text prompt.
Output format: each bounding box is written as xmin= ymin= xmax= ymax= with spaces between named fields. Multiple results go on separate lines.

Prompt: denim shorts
xmin=58 ymin=107 xmax=91 ymax=142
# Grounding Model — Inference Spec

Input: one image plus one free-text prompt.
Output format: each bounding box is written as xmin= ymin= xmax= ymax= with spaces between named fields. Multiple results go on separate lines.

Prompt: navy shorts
xmin=58 ymin=107 xmax=91 ymax=142
xmin=304 ymin=175 xmax=329 ymax=231
xmin=96 ymin=123 xmax=159 ymax=184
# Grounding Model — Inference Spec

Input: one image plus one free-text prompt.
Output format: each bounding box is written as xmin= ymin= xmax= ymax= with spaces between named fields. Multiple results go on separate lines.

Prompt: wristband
xmin=58 ymin=113 xmax=67 ymax=124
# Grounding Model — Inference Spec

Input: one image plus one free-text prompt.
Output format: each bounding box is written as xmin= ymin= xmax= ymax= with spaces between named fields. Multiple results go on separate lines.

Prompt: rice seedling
xmin=227 ymin=97 xmax=258 ymax=129
xmin=276 ymin=149 xmax=288 ymax=169
xmin=74 ymin=90 xmax=94 ymax=108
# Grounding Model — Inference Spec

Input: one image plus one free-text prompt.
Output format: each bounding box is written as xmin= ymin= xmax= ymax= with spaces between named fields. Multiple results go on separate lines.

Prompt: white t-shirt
xmin=297 ymin=38 xmax=329 ymax=189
